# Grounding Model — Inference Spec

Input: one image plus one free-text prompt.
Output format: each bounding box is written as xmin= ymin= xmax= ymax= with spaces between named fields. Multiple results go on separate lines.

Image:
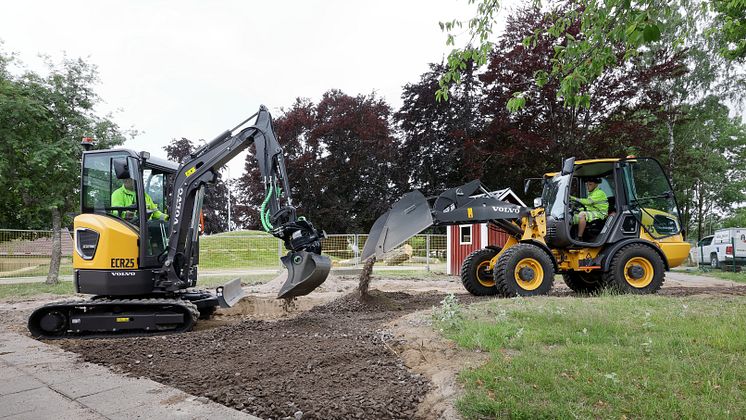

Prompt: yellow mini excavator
xmin=29 ymin=106 xmax=330 ymax=338
xmin=363 ymin=157 xmax=690 ymax=296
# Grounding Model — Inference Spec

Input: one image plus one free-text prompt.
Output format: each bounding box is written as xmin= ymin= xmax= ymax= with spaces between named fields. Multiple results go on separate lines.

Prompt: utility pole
xmin=227 ymin=167 xmax=231 ymax=232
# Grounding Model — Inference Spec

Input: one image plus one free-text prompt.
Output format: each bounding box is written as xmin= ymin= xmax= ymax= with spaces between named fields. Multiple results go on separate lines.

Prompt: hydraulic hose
xmin=260 ymin=186 xmax=273 ymax=231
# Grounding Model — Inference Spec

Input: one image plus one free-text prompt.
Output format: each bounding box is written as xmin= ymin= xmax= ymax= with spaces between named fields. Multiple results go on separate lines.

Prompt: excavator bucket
xmin=216 ymin=278 xmax=245 ymax=308
xmin=361 ymin=190 xmax=434 ymax=261
xmin=278 ymin=250 xmax=331 ymax=299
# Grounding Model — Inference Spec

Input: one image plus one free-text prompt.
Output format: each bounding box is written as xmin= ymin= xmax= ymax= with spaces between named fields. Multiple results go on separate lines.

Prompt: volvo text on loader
xmin=362 ymin=157 xmax=690 ymax=296
xmin=29 ymin=106 xmax=331 ymax=338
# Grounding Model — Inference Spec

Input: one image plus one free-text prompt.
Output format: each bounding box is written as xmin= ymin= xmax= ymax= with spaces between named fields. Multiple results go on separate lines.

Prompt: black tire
xmin=710 ymin=253 xmax=720 ymax=269
xmin=603 ymin=243 xmax=665 ymax=294
xmin=562 ymin=272 xmax=604 ymax=294
xmin=460 ymin=248 xmax=500 ymax=296
xmin=494 ymin=243 xmax=554 ymax=297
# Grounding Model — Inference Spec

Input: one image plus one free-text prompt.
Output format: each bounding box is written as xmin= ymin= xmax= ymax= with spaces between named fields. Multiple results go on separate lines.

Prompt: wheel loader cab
xmin=542 ymin=157 xmax=685 ymax=251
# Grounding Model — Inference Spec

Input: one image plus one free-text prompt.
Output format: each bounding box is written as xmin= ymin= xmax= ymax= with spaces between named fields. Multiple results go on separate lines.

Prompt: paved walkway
xmin=0 ymin=333 xmax=259 ymax=420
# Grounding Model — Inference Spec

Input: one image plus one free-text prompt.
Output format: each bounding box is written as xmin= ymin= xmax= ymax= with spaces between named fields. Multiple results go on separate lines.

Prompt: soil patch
xmin=57 ymin=290 xmax=471 ymax=419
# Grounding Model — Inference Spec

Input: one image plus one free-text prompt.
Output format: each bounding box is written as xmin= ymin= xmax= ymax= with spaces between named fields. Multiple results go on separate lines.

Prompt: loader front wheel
xmin=495 ymin=243 xmax=554 ymax=297
xmin=603 ymin=244 xmax=665 ymax=294
xmin=461 ymin=248 xmax=500 ymax=296
xmin=562 ymin=272 xmax=604 ymax=294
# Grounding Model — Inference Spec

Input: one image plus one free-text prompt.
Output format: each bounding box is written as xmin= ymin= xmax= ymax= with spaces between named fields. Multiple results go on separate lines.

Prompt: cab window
xmin=82 ymin=152 xmax=138 ymax=214
xmin=621 ymin=159 xmax=682 ymax=238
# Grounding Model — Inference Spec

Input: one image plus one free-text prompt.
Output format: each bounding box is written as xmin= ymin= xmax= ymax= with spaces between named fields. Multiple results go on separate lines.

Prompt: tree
xmin=0 ymin=51 xmax=129 ymax=284
xmin=237 ymin=91 xmax=401 ymax=233
xmin=468 ymin=6 xmax=685 ymax=196
xmin=669 ymin=96 xmax=746 ymax=239
xmin=395 ymin=62 xmax=483 ymax=196
xmin=163 ymin=137 xmax=230 ymax=234
xmin=438 ymin=0 xmax=745 ymax=108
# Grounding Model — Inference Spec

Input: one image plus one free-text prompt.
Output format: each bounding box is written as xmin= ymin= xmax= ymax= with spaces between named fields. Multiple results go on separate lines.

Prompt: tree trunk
xmin=46 ymin=207 xmax=62 ymax=285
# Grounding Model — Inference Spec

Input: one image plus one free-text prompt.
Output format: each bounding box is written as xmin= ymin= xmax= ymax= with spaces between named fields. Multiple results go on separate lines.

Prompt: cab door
xmin=619 ymin=157 xmax=683 ymax=239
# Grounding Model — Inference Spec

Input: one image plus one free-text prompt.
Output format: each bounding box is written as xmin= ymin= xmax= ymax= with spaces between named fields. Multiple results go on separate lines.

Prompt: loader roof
xmin=544 ymin=158 xmax=622 ymax=178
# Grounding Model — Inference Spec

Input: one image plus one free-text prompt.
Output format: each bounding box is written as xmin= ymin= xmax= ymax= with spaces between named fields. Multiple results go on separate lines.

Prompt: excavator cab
xmin=29 ymin=106 xmax=329 ymax=339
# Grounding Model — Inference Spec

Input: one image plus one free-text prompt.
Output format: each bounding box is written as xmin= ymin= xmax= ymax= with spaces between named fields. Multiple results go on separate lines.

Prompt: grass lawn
xmin=0 ymin=273 xmax=275 ymax=300
xmin=676 ymin=267 xmax=746 ymax=284
xmin=0 ymin=281 xmax=75 ymax=300
xmin=199 ymin=230 xmax=280 ymax=269
xmin=437 ymin=294 xmax=746 ymax=419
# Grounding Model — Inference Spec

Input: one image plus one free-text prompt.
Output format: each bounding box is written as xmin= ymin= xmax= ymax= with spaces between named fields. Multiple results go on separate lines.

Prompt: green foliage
xmin=438 ymin=0 xmax=745 ymax=110
xmin=432 ymin=293 xmax=465 ymax=331
xmin=722 ymin=207 xmax=746 ymax=229
xmin=0 ymin=48 xmax=130 ymax=229
xmin=670 ymin=96 xmax=746 ymax=239
xmin=446 ymin=295 xmax=746 ymax=418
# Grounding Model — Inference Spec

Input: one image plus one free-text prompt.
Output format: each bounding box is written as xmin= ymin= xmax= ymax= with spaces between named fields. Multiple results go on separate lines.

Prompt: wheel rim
xmin=476 ymin=260 xmax=495 ymax=287
xmin=624 ymin=257 xmax=654 ymax=288
xmin=514 ymin=258 xmax=543 ymax=291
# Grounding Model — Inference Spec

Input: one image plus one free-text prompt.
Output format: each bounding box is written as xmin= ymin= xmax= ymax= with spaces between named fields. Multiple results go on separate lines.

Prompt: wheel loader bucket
xmin=361 ymin=190 xmax=434 ymax=261
xmin=216 ymin=278 xmax=245 ymax=308
xmin=278 ymin=250 xmax=331 ymax=299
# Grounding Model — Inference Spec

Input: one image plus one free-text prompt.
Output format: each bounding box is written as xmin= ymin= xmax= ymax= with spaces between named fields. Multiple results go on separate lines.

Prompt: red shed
xmin=446 ymin=188 xmax=527 ymax=275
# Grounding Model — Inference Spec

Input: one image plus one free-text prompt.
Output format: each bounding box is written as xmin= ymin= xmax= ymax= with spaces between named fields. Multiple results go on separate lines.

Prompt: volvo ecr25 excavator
xmin=29 ymin=105 xmax=331 ymax=338
xmin=363 ymin=157 xmax=690 ymax=296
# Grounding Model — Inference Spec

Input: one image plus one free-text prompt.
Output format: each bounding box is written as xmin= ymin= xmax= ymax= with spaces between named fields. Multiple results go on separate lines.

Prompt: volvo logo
xmin=111 ymin=271 xmax=136 ymax=277
xmin=174 ymin=187 xmax=184 ymax=225
xmin=492 ymin=206 xmax=520 ymax=214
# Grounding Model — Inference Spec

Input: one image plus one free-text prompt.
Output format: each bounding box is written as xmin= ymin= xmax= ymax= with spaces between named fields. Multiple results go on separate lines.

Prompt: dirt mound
xmin=57 ymin=290 xmax=451 ymax=419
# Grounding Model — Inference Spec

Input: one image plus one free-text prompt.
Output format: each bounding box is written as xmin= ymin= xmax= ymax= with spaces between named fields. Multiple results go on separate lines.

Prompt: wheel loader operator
xmin=111 ymin=178 xmax=168 ymax=222
xmin=570 ymin=177 xmax=608 ymax=239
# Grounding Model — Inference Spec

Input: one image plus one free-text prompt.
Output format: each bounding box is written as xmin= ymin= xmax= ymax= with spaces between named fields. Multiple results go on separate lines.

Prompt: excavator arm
xmin=159 ymin=105 xmax=330 ymax=298
xmin=361 ymin=180 xmax=530 ymax=260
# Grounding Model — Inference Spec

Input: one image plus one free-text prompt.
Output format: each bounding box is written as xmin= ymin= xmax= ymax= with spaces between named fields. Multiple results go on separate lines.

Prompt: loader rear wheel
xmin=603 ymin=244 xmax=665 ymax=294
xmin=495 ymin=243 xmax=554 ymax=297
xmin=562 ymin=272 xmax=604 ymax=294
xmin=461 ymin=248 xmax=500 ymax=296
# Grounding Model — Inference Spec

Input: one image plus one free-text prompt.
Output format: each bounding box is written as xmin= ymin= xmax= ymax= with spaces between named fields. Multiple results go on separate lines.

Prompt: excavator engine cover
xmin=278 ymin=250 xmax=331 ymax=299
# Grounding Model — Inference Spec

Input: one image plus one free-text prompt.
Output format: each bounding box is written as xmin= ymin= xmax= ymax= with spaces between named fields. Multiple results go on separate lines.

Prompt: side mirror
xmin=533 ymin=197 xmax=542 ymax=208
xmin=561 ymin=157 xmax=575 ymax=176
xmin=113 ymin=158 xmax=130 ymax=179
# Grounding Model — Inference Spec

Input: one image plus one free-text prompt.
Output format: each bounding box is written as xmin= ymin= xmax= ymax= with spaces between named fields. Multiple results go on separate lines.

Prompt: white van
xmin=694 ymin=228 xmax=746 ymax=268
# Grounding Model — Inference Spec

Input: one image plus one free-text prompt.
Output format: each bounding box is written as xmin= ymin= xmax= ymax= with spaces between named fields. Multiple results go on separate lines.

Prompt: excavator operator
xmin=570 ymin=177 xmax=608 ymax=239
xmin=111 ymin=178 xmax=168 ymax=222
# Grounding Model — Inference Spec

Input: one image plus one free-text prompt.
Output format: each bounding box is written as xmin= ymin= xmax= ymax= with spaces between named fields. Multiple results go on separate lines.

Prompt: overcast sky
xmin=1 ymin=0 xmax=516 ymax=178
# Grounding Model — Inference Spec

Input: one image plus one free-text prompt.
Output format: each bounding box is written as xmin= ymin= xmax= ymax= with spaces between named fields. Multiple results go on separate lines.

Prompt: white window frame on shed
xmin=459 ymin=225 xmax=473 ymax=245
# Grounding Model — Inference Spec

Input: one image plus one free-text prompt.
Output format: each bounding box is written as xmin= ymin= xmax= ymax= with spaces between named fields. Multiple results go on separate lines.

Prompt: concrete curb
xmin=0 ymin=332 xmax=259 ymax=420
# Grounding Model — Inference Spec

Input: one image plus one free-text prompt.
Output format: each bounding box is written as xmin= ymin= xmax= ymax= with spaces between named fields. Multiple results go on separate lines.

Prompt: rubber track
xmin=28 ymin=298 xmax=200 ymax=339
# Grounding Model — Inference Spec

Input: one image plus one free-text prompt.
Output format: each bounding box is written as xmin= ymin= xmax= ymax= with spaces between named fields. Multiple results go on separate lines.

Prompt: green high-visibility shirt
xmin=111 ymin=185 xmax=165 ymax=220
xmin=577 ymin=188 xmax=609 ymax=217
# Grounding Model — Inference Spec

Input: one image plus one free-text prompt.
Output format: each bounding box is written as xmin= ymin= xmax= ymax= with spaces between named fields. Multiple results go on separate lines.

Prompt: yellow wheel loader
xmin=362 ymin=157 xmax=690 ymax=297
xmin=29 ymin=106 xmax=330 ymax=338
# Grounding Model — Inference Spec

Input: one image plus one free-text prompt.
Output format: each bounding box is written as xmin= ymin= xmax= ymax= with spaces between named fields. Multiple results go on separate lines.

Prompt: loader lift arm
xmin=159 ymin=105 xmax=329 ymax=298
xmin=361 ymin=179 xmax=529 ymax=260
